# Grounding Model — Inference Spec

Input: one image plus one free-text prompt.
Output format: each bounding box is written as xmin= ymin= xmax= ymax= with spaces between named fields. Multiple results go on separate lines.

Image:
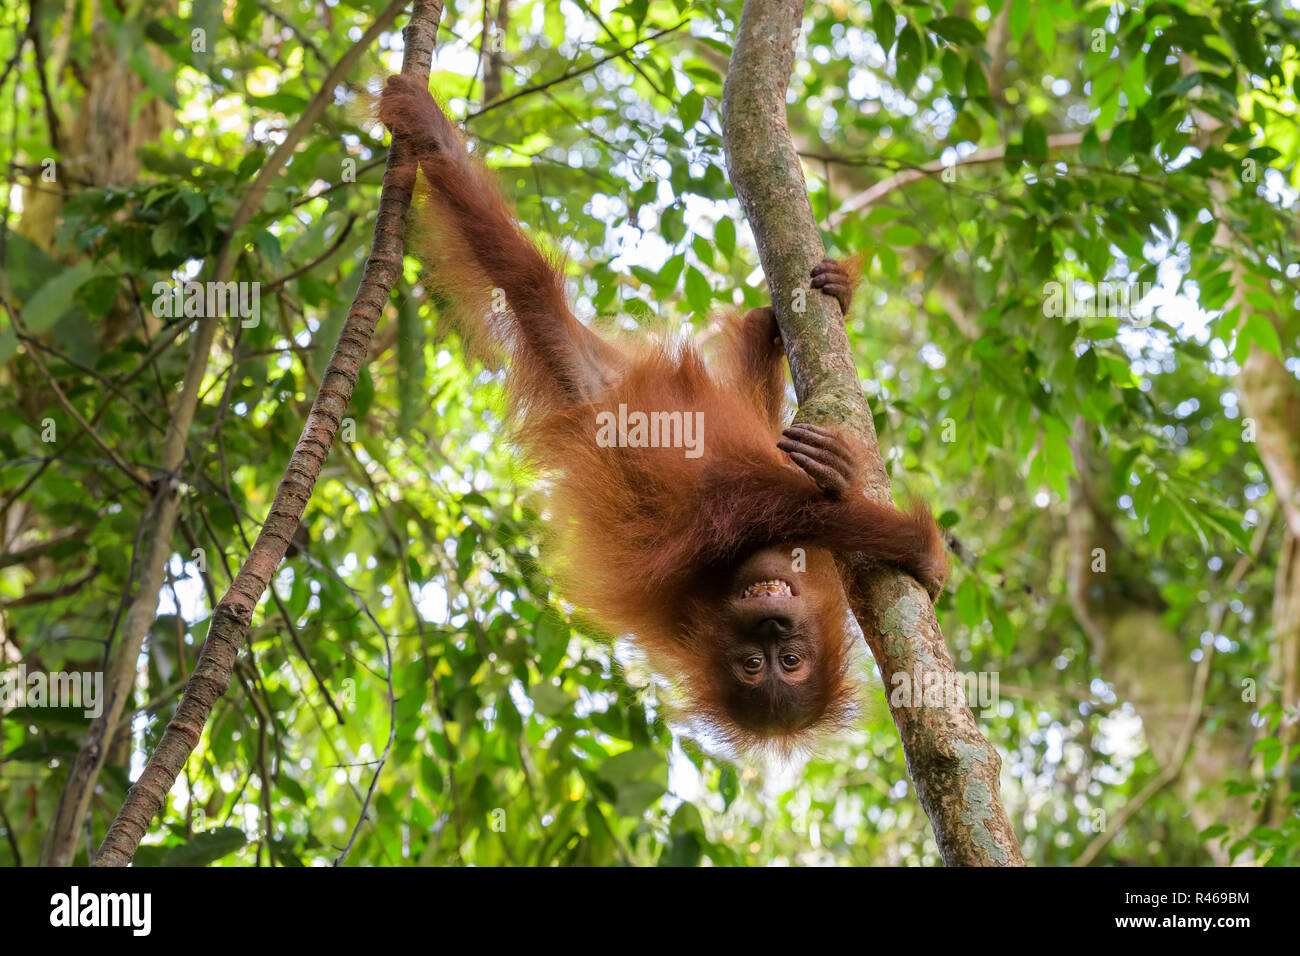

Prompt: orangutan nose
xmin=755 ymin=617 xmax=791 ymax=639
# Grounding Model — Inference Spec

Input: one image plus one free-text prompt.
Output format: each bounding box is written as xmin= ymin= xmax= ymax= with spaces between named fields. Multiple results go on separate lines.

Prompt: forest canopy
xmin=1 ymin=0 xmax=1298 ymax=867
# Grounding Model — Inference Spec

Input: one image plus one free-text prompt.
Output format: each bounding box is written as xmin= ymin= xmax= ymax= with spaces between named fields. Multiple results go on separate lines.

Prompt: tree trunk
xmin=720 ymin=0 xmax=1022 ymax=866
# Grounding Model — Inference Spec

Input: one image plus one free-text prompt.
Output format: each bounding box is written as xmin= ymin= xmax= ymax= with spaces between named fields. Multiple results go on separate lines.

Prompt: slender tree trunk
xmin=40 ymin=0 xmax=426 ymax=867
xmin=15 ymin=0 xmax=170 ymax=868
xmin=483 ymin=0 xmax=509 ymax=103
xmin=720 ymin=0 xmax=1022 ymax=866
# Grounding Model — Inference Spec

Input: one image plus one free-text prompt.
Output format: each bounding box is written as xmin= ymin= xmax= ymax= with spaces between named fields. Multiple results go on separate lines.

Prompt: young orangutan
xmin=379 ymin=75 xmax=948 ymax=754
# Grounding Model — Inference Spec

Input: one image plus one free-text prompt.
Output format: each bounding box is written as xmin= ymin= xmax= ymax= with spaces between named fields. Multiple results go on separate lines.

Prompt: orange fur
xmin=379 ymin=76 xmax=949 ymax=756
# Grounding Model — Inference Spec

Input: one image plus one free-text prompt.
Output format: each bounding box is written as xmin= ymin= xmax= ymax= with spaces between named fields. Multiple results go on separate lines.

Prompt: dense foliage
xmin=1 ymin=0 xmax=1298 ymax=866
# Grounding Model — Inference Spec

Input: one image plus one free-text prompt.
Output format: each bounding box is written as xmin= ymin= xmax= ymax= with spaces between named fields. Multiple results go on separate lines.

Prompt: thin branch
xmin=829 ymin=131 xmax=1096 ymax=226
xmin=264 ymin=214 xmax=357 ymax=292
xmin=41 ymin=0 xmax=413 ymax=868
xmin=16 ymin=323 xmax=148 ymax=489
xmin=1 ymin=563 xmax=99 ymax=607
xmin=0 ymin=533 xmax=76 ymax=569
xmin=16 ymin=329 xmax=166 ymax=433
xmin=89 ymin=0 xmax=444 ymax=869
xmin=463 ymin=20 xmax=689 ymax=121
xmin=575 ymin=0 xmax=669 ymax=100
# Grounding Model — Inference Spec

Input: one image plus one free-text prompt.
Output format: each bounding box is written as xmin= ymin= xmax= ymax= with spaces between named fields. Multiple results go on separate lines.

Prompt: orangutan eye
xmin=780 ymin=654 xmax=800 ymax=669
xmin=743 ymin=655 xmax=763 ymax=674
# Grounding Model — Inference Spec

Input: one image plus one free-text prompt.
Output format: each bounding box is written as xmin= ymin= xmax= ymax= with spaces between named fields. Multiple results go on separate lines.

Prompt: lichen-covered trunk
xmin=720 ymin=0 xmax=1023 ymax=866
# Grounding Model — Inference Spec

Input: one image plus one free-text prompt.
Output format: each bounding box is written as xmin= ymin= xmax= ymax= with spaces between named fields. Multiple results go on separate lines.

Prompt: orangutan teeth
xmin=742 ymin=579 xmax=793 ymax=598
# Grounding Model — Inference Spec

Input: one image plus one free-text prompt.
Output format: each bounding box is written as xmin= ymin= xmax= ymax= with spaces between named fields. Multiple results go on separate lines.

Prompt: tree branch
xmin=829 ymin=131 xmax=1100 ymax=226
xmin=463 ymin=20 xmax=688 ymax=121
xmin=84 ymin=0 xmax=443 ymax=868
xmin=720 ymin=0 xmax=1022 ymax=866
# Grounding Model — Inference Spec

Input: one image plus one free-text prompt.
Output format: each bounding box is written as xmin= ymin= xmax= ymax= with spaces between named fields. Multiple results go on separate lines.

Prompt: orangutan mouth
xmin=742 ymin=579 xmax=793 ymax=599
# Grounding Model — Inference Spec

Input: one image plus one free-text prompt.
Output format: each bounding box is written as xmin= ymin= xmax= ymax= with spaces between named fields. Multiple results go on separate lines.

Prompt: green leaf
xmin=1239 ymin=312 xmax=1283 ymax=360
xmin=691 ymin=233 xmax=714 ymax=270
xmin=896 ymin=24 xmax=923 ymax=93
xmin=873 ymin=1 xmax=897 ymax=51
xmin=254 ymin=229 xmax=282 ymax=268
xmin=1031 ymin=7 xmax=1055 ymax=57
xmin=1079 ymin=128 xmax=1102 ymax=168
xmin=1022 ymin=118 xmax=1047 ymax=161
xmin=864 ymin=206 xmax=906 ymax=226
xmin=875 ymin=244 xmax=898 ymax=281
xmin=1253 ymin=737 xmax=1282 ymax=771
xmin=1042 ymin=429 xmax=1076 ymax=498
xmin=599 ymin=748 xmax=664 ymax=785
xmin=1130 ymin=111 xmax=1152 ymax=156
xmin=127 ymin=43 xmax=179 ymax=107
xmin=956 ymin=575 xmax=983 ymax=628
xmin=715 ymin=217 xmax=736 ymax=260
xmin=992 ymin=606 xmax=1015 ymax=655
xmin=881 ymin=223 xmax=924 ymax=246
xmin=160 ymin=827 xmax=247 ymax=866
xmin=1106 ymin=121 xmax=1131 ymax=165
xmin=0 ymin=326 xmax=17 ymax=367
xmin=20 ymin=262 xmax=102 ymax=333
xmin=718 ymin=765 xmax=739 ymax=810
xmin=679 ymin=90 xmax=703 ymax=130
xmin=929 ymin=17 xmax=983 ymax=46
xmin=940 ymin=49 xmax=964 ymax=97
xmin=3 ymin=707 xmax=88 ymax=731
xmin=607 ymin=778 xmax=660 ymax=818
xmin=1147 ymin=497 xmax=1173 ymax=549
xmin=151 ymin=219 xmax=179 ymax=257
xmin=528 ymin=682 xmax=571 ymax=717
xmin=1008 ymin=0 xmax=1030 ymax=42
xmin=659 ymin=253 xmax=686 ymax=293
xmin=1072 ymin=347 xmax=1098 ymax=398
xmin=964 ymin=58 xmax=989 ymax=100
xmin=684 ymin=266 xmax=712 ymax=313
xmin=1232 ymin=12 xmax=1269 ymax=76
xmin=535 ymin=612 xmax=570 ymax=674
xmin=662 ymin=829 xmax=703 ymax=867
